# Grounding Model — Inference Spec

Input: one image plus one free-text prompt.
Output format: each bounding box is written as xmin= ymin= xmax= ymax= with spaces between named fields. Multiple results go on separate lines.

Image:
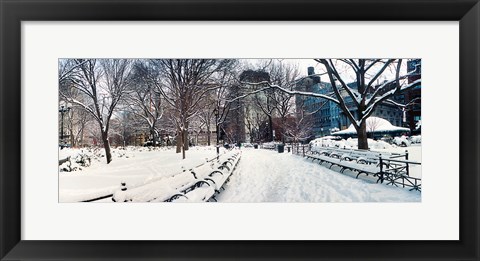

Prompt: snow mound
xmin=332 ymin=117 xmax=409 ymax=135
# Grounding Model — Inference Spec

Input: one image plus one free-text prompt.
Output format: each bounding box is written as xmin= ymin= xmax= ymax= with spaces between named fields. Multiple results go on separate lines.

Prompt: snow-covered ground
xmin=59 ymin=144 xmax=421 ymax=203
xmin=216 ymin=148 xmax=420 ymax=203
xmin=59 ymin=146 xmax=222 ymax=202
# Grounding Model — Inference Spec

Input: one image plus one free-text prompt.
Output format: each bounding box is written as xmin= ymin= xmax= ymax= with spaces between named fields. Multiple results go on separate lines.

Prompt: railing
xmin=291 ymin=143 xmax=309 ymax=156
xmin=378 ymin=157 xmax=422 ymax=191
xmin=294 ymin=144 xmax=421 ymax=192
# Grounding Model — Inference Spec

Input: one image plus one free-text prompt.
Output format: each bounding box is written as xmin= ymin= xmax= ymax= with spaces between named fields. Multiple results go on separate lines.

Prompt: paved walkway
xmin=216 ymin=148 xmax=421 ymax=203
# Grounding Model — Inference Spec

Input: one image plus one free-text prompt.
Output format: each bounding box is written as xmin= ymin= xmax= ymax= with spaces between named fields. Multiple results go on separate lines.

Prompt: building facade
xmin=295 ymin=67 xmax=407 ymax=139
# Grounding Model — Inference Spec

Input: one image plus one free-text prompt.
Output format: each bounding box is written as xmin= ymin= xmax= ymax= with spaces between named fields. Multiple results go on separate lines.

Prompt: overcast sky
xmin=242 ymin=58 xmax=410 ymax=84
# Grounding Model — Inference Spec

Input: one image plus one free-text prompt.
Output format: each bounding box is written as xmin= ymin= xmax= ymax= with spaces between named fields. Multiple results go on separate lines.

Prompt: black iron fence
xmin=293 ymin=144 xmax=421 ymax=191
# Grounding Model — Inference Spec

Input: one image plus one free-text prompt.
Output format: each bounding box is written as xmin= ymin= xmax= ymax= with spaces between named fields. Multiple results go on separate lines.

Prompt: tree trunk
xmin=206 ymin=125 xmax=211 ymax=146
xmin=268 ymin=116 xmax=273 ymax=141
xmin=151 ymin=127 xmax=157 ymax=147
xmin=70 ymin=133 xmax=76 ymax=148
xmin=101 ymin=131 xmax=112 ymax=164
xmin=182 ymin=129 xmax=187 ymax=159
xmin=357 ymin=121 xmax=369 ymax=150
xmin=184 ymin=122 xmax=189 ymax=151
xmin=183 ymin=129 xmax=188 ymax=151
xmin=176 ymin=130 xmax=182 ymax=153
xmin=79 ymin=127 xmax=85 ymax=147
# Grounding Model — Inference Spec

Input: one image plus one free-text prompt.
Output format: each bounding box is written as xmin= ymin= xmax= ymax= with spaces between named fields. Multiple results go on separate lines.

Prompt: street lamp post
xmin=59 ymin=104 xmax=70 ymax=149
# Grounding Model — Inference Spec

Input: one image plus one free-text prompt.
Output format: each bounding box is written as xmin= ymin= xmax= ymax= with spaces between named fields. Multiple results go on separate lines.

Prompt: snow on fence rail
xmin=110 ymin=150 xmax=241 ymax=202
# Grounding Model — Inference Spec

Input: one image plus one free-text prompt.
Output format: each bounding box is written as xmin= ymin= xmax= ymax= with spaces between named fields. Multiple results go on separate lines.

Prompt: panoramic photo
xmin=58 ymin=58 xmax=422 ymax=203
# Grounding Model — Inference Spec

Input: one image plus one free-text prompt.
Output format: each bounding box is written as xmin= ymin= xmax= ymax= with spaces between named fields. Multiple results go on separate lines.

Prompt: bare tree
xmin=109 ymin=110 xmax=140 ymax=147
xmin=237 ymin=60 xmax=300 ymax=143
xmin=148 ymin=59 xmax=235 ymax=159
xmin=59 ymin=59 xmax=134 ymax=163
xmin=195 ymin=63 xmax=238 ymax=147
xmin=66 ymin=106 xmax=93 ymax=147
xmin=196 ymin=94 xmax=215 ymax=146
xmin=237 ymin=59 xmax=420 ymax=150
xmin=127 ymin=61 xmax=164 ymax=147
xmin=284 ymin=112 xmax=313 ymax=145
xmin=284 ymin=94 xmax=323 ymax=144
xmin=268 ymin=60 xmax=299 ymax=142
xmin=316 ymin=59 xmax=421 ymax=149
xmin=367 ymin=116 xmax=383 ymax=139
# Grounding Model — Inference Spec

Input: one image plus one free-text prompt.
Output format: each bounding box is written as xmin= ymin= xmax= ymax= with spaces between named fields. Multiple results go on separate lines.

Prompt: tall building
xmin=222 ymin=83 xmax=247 ymax=143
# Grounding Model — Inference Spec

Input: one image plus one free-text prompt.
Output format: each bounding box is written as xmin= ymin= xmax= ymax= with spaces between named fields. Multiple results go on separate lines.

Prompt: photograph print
xmin=58 ymin=58 xmax=422 ymax=203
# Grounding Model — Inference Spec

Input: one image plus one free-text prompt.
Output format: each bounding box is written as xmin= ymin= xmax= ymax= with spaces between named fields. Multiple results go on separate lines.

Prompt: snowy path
xmin=216 ymin=149 xmax=421 ymax=202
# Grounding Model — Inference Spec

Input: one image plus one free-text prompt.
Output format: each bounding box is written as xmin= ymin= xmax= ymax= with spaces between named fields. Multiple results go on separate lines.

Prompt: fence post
xmin=302 ymin=145 xmax=305 ymax=157
xmin=379 ymin=155 xmax=384 ymax=183
xmin=405 ymin=150 xmax=410 ymax=177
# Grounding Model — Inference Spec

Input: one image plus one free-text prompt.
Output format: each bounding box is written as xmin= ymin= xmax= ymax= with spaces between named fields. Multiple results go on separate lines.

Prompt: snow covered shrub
xmin=410 ymin=135 xmax=421 ymax=144
xmin=310 ymin=137 xmax=393 ymax=150
xmin=58 ymin=149 xmax=92 ymax=172
xmin=73 ymin=152 xmax=91 ymax=167
xmin=367 ymin=139 xmax=392 ymax=149
xmin=59 ymin=157 xmax=82 ymax=172
xmin=393 ymin=136 xmax=411 ymax=147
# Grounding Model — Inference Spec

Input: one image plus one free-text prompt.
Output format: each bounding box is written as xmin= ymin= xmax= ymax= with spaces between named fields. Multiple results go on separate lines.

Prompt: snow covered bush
xmin=73 ymin=152 xmax=91 ymax=167
xmin=410 ymin=135 xmax=421 ymax=144
xmin=59 ymin=152 xmax=91 ymax=172
xmin=310 ymin=137 xmax=393 ymax=150
xmin=367 ymin=139 xmax=392 ymax=149
xmin=392 ymin=136 xmax=411 ymax=147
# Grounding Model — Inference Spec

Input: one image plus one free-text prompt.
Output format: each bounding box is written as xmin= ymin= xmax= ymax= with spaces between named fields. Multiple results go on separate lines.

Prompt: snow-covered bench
xmin=306 ymin=153 xmax=380 ymax=180
xmin=171 ymin=151 xmax=242 ymax=202
xmin=311 ymin=146 xmax=404 ymax=165
xmin=261 ymin=143 xmax=276 ymax=150
xmin=111 ymin=151 xmax=239 ymax=202
xmin=306 ymin=150 xmax=421 ymax=191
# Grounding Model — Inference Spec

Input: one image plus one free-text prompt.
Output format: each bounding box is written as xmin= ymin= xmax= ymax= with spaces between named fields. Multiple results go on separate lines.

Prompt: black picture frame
xmin=1 ymin=0 xmax=479 ymax=260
